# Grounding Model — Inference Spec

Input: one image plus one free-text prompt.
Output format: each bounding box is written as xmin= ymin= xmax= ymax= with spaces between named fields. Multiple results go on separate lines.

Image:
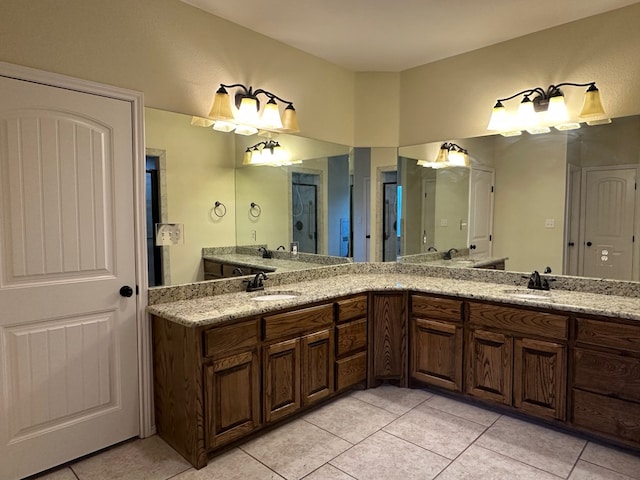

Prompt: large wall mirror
xmin=399 ymin=114 xmax=640 ymax=282
xmin=145 ymin=107 xmax=351 ymax=287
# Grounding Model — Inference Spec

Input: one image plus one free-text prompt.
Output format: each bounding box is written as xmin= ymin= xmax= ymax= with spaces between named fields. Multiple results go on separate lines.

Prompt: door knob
xmin=568 ymin=242 xmax=575 ymax=247
xmin=586 ymin=241 xmax=593 ymax=247
xmin=119 ymin=285 xmax=134 ymax=297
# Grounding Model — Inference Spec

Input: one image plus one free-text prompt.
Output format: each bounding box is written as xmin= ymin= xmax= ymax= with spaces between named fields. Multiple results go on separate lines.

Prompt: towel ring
xmin=250 ymin=202 xmax=262 ymax=218
xmin=213 ymin=201 xmax=227 ymax=218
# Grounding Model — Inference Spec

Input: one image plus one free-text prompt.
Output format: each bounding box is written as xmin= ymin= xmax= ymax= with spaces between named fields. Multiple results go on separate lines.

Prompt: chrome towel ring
xmin=250 ymin=202 xmax=262 ymax=218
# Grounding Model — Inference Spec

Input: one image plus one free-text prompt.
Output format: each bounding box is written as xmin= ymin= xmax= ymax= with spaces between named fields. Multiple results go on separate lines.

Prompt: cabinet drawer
xmin=222 ymin=263 xmax=248 ymax=277
xmin=336 ymin=295 xmax=368 ymax=323
xmin=573 ymin=348 xmax=640 ymax=402
xmin=336 ymin=318 xmax=367 ymax=357
xmin=204 ymin=320 xmax=259 ymax=358
xmin=572 ymin=389 xmax=640 ymax=444
xmin=336 ymin=351 xmax=367 ymax=390
xmin=411 ymin=295 xmax=462 ymax=323
xmin=264 ymin=304 xmax=334 ymax=341
xmin=203 ymin=259 xmax=223 ymax=276
xmin=469 ymin=302 xmax=568 ymax=340
xmin=576 ymin=318 xmax=640 ymax=353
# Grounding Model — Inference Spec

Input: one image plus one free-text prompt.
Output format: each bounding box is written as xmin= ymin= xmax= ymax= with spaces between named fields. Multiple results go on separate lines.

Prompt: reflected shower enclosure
xmin=292 ymin=172 xmax=318 ymax=254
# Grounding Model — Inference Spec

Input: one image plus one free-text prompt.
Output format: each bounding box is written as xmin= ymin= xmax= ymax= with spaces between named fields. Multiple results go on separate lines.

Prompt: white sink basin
xmin=251 ymin=292 xmax=300 ymax=301
xmin=502 ymin=289 xmax=553 ymax=301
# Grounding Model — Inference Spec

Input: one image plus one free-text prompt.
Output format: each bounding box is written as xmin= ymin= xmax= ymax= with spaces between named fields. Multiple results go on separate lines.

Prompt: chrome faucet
xmin=246 ymin=272 xmax=268 ymax=292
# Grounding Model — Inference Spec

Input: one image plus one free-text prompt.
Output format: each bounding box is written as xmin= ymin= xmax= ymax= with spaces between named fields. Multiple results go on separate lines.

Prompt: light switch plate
xmin=155 ymin=223 xmax=184 ymax=246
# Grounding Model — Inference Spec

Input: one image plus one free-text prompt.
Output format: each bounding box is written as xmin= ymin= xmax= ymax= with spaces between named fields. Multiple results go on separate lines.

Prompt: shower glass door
xmin=292 ymin=173 xmax=318 ymax=253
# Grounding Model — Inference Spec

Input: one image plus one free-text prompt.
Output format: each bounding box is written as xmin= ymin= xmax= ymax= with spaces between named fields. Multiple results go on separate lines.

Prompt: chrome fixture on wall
xmin=208 ymin=83 xmax=300 ymax=136
xmin=418 ymin=142 xmax=469 ymax=168
xmin=487 ymin=81 xmax=608 ymax=136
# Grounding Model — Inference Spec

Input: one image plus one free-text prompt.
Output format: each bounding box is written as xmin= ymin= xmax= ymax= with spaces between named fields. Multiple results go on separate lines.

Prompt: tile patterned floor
xmin=32 ymin=386 xmax=640 ymax=480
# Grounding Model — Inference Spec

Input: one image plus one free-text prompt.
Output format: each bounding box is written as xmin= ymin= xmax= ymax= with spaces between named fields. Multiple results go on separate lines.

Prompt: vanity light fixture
xmin=208 ymin=83 xmax=300 ymax=136
xmin=243 ymin=139 xmax=300 ymax=167
xmin=487 ymin=82 xmax=609 ymax=136
xmin=418 ymin=142 xmax=470 ymax=169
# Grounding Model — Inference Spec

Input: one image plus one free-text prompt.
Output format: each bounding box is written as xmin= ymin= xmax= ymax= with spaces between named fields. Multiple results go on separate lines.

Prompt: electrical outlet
xmin=544 ymin=219 xmax=555 ymax=228
xmin=440 ymin=219 xmax=448 ymax=227
xmin=251 ymin=230 xmax=257 ymax=241
xmin=290 ymin=242 xmax=299 ymax=255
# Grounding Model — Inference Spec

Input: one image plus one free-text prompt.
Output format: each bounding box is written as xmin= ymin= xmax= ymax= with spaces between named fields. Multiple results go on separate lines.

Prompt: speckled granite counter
xmin=202 ymin=254 xmax=342 ymax=273
xmin=403 ymin=255 xmax=508 ymax=269
xmin=148 ymin=265 xmax=640 ymax=328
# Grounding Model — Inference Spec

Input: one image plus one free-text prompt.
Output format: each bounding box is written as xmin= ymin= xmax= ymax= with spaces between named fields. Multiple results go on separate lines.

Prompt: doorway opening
xmin=382 ymin=171 xmax=398 ymax=262
xmin=292 ymin=172 xmax=319 ymax=254
xmin=146 ymin=155 xmax=163 ymax=286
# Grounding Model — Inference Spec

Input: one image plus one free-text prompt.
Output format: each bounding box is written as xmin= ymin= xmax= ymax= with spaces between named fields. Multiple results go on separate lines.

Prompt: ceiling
xmin=180 ymin=0 xmax=638 ymax=72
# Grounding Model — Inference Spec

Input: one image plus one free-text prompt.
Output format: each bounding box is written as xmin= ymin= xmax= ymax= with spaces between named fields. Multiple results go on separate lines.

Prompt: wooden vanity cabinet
xmin=369 ymin=292 xmax=407 ymax=387
xmin=203 ymin=320 xmax=261 ymax=449
xmin=466 ymin=302 xmax=568 ymax=421
xmin=262 ymin=304 xmax=335 ymax=423
xmin=203 ymin=258 xmax=274 ymax=280
xmin=335 ymin=295 xmax=368 ymax=391
xmin=571 ymin=316 xmax=640 ymax=445
xmin=409 ymin=295 xmax=463 ymax=392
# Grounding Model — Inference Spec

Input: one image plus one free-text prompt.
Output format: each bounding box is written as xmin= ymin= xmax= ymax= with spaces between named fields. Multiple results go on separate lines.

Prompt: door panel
xmin=468 ymin=167 xmax=494 ymax=255
xmin=582 ymin=168 xmax=636 ymax=280
xmin=0 ymin=75 xmax=139 ymax=479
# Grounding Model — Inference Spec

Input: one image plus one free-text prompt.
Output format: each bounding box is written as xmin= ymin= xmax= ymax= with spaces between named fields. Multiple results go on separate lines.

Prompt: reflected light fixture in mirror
xmin=206 ymin=83 xmax=300 ymax=136
xmin=243 ymin=139 xmax=300 ymax=167
xmin=417 ymin=142 xmax=469 ymax=168
xmin=487 ymin=81 xmax=609 ymax=137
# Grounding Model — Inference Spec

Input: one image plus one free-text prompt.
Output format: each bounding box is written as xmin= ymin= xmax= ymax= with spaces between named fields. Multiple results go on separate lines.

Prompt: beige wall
xmin=399 ymin=3 xmax=640 ymax=146
xmin=355 ymin=72 xmax=401 ymax=147
xmin=492 ymin=134 xmax=568 ymax=273
xmin=145 ymin=108 xmax=236 ymax=284
xmin=0 ymin=0 xmax=355 ymax=146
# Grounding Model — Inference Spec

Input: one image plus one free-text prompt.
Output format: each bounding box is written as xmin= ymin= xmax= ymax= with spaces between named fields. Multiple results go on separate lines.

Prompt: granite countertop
xmin=203 ymin=254 xmax=315 ymax=272
xmin=410 ymin=255 xmax=508 ymax=269
xmin=147 ymin=271 xmax=640 ymax=328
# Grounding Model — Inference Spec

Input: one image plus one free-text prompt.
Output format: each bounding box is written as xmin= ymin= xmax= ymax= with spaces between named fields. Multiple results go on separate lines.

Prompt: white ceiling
xmin=180 ymin=0 xmax=638 ymax=72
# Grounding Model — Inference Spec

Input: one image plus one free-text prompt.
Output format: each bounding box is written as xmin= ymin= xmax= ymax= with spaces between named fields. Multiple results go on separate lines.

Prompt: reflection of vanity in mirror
xmin=144 ymin=107 xmax=353 ymax=286
xmin=145 ymin=107 xmax=639 ymax=288
xmin=399 ymin=114 xmax=640 ymax=282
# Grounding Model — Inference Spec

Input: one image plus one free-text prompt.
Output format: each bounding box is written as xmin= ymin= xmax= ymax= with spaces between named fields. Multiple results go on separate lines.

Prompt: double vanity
xmin=148 ymin=262 xmax=640 ymax=468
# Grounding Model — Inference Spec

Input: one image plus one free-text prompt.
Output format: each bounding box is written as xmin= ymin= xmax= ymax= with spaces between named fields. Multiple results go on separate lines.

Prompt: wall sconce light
xmin=243 ymin=139 xmax=300 ymax=167
xmin=487 ymin=82 xmax=609 ymax=136
xmin=208 ymin=83 xmax=300 ymax=136
xmin=418 ymin=142 xmax=469 ymax=169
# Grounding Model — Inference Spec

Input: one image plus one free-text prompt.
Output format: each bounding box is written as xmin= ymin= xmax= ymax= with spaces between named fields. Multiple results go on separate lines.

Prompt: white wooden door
xmin=0 ymin=76 xmax=139 ymax=479
xmin=564 ymin=164 xmax=581 ymax=276
xmin=581 ymin=167 xmax=636 ymax=280
xmin=421 ymin=178 xmax=436 ymax=252
xmin=468 ymin=167 xmax=495 ymax=256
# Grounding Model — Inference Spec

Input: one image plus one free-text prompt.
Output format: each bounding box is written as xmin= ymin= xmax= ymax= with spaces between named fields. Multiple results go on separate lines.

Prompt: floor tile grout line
xmin=432 ymin=412 xmax=503 ymax=479
xmin=578 ymin=456 xmax=640 ymax=480
xmin=163 ymin=464 xmax=199 ymax=480
xmin=565 ymin=441 xmax=589 ymax=479
xmin=237 ymin=445 xmax=288 ymax=479
xmin=474 ymin=441 xmax=580 ymax=479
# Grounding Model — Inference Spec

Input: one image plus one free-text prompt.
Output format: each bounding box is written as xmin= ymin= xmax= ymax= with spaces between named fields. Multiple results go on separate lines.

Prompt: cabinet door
xmin=205 ymin=350 xmax=260 ymax=448
xmin=301 ymin=329 xmax=335 ymax=406
xmin=263 ymin=338 xmax=301 ymax=423
xmin=370 ymin=293 xmax=406 ymax=387
xmin=411 ymin=318 xmax=462 ymax=391
xmin=466 ymin=329 xmax=512 ymax=405
xmin=514 ymin=338 xmax=566 ymax=421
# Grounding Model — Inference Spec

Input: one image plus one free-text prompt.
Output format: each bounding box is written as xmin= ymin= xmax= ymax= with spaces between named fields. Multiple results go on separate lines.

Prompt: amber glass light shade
xmin=281 ymin=105 xmax=300 ymax=132
xmin=579 ymin=86 xmax=606 ymax=118
xmin=208 ymin=87 xmax=234 ymax=120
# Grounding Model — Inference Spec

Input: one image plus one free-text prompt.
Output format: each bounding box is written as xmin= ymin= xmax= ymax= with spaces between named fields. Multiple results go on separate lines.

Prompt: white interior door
xmin=581 ymin=167 xmax=636 ymax=280
xmin=468 ymin=167 xmax=494 ymax=256
xmin=564 ymin=164 xmax=581 ymax=275
xmin=0 ymin=75 xmax=140 ymax=479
